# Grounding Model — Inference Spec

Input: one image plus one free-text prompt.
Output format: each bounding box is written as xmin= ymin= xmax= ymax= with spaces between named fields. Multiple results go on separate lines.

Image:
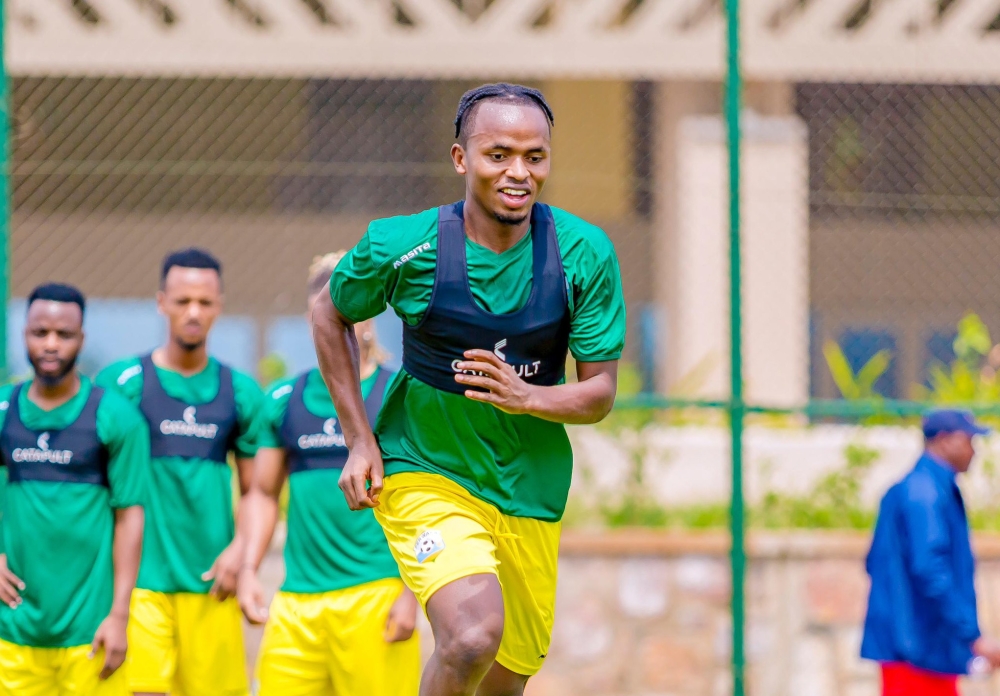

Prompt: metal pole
xmin=725 ymin=0 xmax=745 ymax=692
xmin=0 ymin=0 xmax=9 ymax=382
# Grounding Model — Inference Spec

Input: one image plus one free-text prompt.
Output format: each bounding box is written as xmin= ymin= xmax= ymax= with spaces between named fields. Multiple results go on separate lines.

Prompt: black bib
xmin=138 ymin=355 xmax=239 ymax=463
xmin=279 ymin=368 xmax=390 ymax=475
xmin=0 ymin=382 xmax=109 ymax=487
xmin=401 ymin=202 xmax=571 ymax=394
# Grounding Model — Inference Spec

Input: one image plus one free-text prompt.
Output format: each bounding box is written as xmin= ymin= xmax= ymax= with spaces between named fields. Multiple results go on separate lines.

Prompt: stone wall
xmin=246 ymin=530 xmax=1000 ymax=696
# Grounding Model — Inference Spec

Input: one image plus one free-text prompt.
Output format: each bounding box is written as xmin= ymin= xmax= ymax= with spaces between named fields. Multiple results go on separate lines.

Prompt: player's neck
xmin=462 ymin=196 xmax=530 ymax=254
xmin=155 ymin=341 xmax=210 ymax=376
xmin=29 ymin=371 xmax=81 ymax=410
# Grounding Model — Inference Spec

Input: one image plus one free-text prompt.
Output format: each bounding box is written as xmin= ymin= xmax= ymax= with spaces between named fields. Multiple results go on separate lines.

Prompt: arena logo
xmin=159 ymin=406 xmax=219 ymax=439
xmin=393 ymin=242 xmax=431 ymax=269
xmin=297 ymin=418 xmax=346 ymax=449
xmin=450 ymin=338 xmax=542 ymax=379
xmin=12 ymin=432 xmax=73 ymax=464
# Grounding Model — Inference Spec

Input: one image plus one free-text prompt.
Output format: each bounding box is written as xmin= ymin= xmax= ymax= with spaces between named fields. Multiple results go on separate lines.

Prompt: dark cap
xmin=922 ymin=409 xmax=991 ymax=439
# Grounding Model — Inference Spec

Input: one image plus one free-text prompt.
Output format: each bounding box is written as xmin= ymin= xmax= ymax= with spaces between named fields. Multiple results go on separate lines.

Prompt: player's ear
xmin=155 ymin=289 xmax=166 ymax=316
xmin=451 ymin=143 xmax=467 ymax=176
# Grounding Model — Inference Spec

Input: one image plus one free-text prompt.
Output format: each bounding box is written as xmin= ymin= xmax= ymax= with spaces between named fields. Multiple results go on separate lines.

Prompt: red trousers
xmin=882 ymin=663 xmax=959 ymax=696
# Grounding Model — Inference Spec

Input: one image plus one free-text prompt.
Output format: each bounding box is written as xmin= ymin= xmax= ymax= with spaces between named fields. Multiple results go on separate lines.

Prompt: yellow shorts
xmin=256 ymin=578 xmax=421 ymax=696
xmin=0 ymin=638 xmax=127 ymax=696
xmin=127 ymin=589 xmax=248 ymax=696
xmin=375 ymin=472 xmax=561 ymax=676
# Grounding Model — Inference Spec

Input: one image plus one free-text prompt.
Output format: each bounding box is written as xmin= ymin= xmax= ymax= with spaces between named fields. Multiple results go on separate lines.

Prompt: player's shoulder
xmin=96 ymin=355 xmax=144 ymax=390
xmin=0 ymin=382 xmax=16 ymax=408
xmin=220 ymin=361 xmax=264 ymax=398
xmin=264 ymin=373 xmax=299 ymax=403
xmin=94 ymin=380 xmax=144 ymax=425
xmin=365 ymin=207 xmax=439 ymax=268
xmin=549 ymin=206 xmax=618 ymax=263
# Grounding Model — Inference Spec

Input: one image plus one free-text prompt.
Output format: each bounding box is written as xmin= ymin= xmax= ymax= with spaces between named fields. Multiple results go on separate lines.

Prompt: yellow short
xmin=256 ymin=578 xmax=421 ymax=696
xmin=0 ymin=638 xmax=127 ymax=696
xmin=375 ymin=472 xmax=561 ymax=676
xmin=127 ymin=589 xmax=248 ymax=696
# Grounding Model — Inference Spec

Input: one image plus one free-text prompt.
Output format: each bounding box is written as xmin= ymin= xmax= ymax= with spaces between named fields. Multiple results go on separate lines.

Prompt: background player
xmin=0 ymin=283 xmax=148 ymax=696
xmin=312 ymin=83 xmax=625 ymax=696
xmin=97 ymin=249 xmax=264 ymax=696
xmin=237 ymin=251 xmax=420 ymax=696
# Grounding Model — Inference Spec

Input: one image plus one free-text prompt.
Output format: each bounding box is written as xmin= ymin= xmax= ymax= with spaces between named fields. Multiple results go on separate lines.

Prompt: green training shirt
xmin=258 ymin=368 xmax=400 ymax=594
xmin=96 ymin=356 xmax=263 ymax=594
xmin=330 ymin=205 xmax=626 ymax=521
xmin=0 ymin=377 xmax=149 ymax=648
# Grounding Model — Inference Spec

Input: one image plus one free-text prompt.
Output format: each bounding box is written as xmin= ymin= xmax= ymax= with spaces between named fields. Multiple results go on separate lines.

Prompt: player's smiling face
xmin=25 ymin=300 xmax=83 ymax=385
xmin=453 ymin=101 xmax=551 ymax=225
xmin=157 ymin=267 xmax=223 ymax=352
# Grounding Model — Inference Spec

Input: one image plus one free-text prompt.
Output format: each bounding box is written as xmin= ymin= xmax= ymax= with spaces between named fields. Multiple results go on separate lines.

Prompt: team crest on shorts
xmin=415 ymin=529 xmax=446 ymax=563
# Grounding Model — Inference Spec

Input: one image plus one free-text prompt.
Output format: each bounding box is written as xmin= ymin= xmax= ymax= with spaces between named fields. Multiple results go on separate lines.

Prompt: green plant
xmin=258 ymin=352 xmax=288 ymax=387
xmin=916 ymin=312 xmax=1000 ymax=404
xmin=823 ymin=340 xmax=891 ymax=400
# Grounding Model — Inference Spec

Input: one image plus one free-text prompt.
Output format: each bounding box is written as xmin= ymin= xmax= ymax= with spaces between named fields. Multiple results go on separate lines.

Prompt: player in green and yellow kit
xmin=97 ymin=249 xmax=264 ymax=696
xmin=0 ymin=283 xmax=148 ymax=696
xmin=313 ymin=83 xmax=625 ymax=695
xmin=237 ymin=252 xmax=420 ymax=696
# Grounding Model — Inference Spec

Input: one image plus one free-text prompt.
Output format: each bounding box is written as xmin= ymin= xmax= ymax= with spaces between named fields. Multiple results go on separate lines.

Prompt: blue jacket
xmin=860 ymin=453 xmax=980 ymax=674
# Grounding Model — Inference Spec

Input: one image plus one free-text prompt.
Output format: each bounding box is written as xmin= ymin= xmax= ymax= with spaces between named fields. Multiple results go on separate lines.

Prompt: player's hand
xmin=202 ymin=540 xmax=243 ymax=601
xmin=89 ymin=613 xmax=128 ymax=679
xmin=236 ymin=567 xmax=269 ymax=625
xmin=0 ymin=554 xmax=24 ymax=609
xmin=385 ymin=586 xmax=418 ymax=643
xmin=338 ymin=439 xmax=384 ymax=511
xmin=974 ymin=636 xmax=1000 ymax=668
xmin=454 ymin=349 xmax=535 ymax=415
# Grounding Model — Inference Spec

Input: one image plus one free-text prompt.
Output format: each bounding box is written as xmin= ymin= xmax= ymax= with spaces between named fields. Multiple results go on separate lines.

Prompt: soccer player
xmin=97 ymin=249 xmax=264 ymax=696
xmin=0 ymin=283 xmax=148 ymax=696
xmin=237 ymin=252 xmax=420 ymax=696
xmin=312 ymin=83 xmax=626 ymax=696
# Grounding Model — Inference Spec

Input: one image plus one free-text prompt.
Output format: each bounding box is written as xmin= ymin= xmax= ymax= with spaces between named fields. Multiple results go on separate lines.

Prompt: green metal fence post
xmin=0 ymin=0 xmax=9 ymax=381
xmin=725 ymin=0 xmax=745 ymax=693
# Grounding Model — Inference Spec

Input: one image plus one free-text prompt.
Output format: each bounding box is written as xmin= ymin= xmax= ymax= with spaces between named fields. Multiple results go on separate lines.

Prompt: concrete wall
xmin=245 ymin=530 xmax=1000 ymax=696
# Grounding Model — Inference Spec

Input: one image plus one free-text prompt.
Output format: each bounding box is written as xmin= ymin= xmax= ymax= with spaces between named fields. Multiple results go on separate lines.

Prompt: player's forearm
xmin=111 ymin=506 xmax=144 ymax=618
xmin=239 ymin=490 xmax=279 ymax=572
xmin=524 ymin=371 xmax=617 ymax=424
xmin=312 ymin=291 xmax=377 ymax=449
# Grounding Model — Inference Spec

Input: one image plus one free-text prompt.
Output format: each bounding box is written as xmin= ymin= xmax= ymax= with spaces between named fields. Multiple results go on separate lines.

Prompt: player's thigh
xmin=257 ymin=592 xmax=334 ymax=696
xmin=0 ymin=640 xmax=57 ymax=696
xmin=127 ymin=589 xmax=179 ymax=695
xmin=173 ymin=594 xmax=249 ymax=696
xmin=327 ymin=579 xmax=421 ymax=696
xmin=57 ymin=645 xmax=129 ymax=696
xmin=494 ymin=516 xmax=561 ymax=677
xmin=375 ymin=472 xmax=500 ymax=607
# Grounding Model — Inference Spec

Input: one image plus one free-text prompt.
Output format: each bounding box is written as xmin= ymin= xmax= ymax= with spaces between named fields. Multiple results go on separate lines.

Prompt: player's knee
xmin=438 ymin=618 xmax=503 ymax=672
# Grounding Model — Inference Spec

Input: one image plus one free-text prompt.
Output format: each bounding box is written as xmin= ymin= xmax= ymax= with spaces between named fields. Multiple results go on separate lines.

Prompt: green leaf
xmin=823 ymin=341 xmax=860 ymax=399
xmin=855 ymin=350 xmax=891 ymax=395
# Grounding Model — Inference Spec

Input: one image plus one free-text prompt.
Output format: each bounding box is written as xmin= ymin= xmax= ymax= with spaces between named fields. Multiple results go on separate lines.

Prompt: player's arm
xmin=236 ymin=446 xmax=287 ymax=624
xmin=313 ymin=240 xmax=388 ymax=511
xmin=90 ymin=505 xmax=143 ymax=679
xmin=204 ymin=377 xmax=263 ymax=600
xmin=455 ymin=354 xmax=617 ymax=424
xmin=0 ymin=466 xmax=23 ymax=610
xmin=91 ymin=394 xmax=148 ymax=680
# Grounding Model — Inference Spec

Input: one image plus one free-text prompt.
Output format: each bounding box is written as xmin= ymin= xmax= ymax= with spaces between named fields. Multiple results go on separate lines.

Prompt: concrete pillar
xmin=668 ymin=112 xmax=809 ymax=407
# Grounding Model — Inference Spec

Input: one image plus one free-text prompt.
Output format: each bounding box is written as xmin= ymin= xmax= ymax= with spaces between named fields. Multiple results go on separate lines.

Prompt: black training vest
xmin=279 ymin=368 xmax=390 ymax=475
xmin=401 ymin=201 xmax=571 ymax=394
xmin=0 ymin=383 xmax=109 ymax=487
xmin=138 ymin=355 xmax=239 ymax=463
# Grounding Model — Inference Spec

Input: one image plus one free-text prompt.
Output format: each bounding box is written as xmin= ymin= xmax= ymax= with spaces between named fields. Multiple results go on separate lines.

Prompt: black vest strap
xmin=138 ymin=354 xmax=239 ymax=463
xmin=0 ymin=382 xmax=109 ymax=487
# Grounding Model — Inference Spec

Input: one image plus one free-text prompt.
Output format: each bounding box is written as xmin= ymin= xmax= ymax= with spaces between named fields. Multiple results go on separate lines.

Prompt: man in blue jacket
xmin=862 ymin=409 xmax=1000 ymax=695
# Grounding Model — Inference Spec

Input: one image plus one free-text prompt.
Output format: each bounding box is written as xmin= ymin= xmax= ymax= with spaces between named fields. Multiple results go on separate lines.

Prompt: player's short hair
xmin=28 ymin=282 xmax=86 ymax=315
xmin=307 ymin=251 xmax=347 ymax=297
xmin=161 ymin=247 xmax=222 ymax=288
xmin=454 ymin=83 xmax=554 ymax=144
